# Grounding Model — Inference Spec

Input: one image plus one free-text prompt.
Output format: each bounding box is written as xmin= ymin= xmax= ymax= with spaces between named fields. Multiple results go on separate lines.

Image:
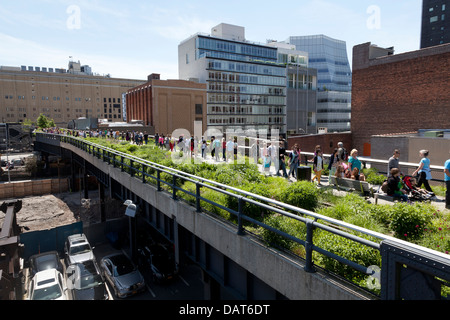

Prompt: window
xmin=430 ymin=16 xmax=438 ymax=23
xmin=195 ymin=104 xmax=203 ymax=115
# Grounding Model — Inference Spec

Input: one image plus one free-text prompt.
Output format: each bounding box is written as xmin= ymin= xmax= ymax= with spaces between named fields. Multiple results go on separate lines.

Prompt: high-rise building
xmin=421 ymin=0 xmax=449 ymax=49
xmin=286 ymin=35 xmax=352 ymax=133
xmin=178 ymin=23 xmax=287 ymax=137
xmin=267 ymin=41 xmax=317 ymax=135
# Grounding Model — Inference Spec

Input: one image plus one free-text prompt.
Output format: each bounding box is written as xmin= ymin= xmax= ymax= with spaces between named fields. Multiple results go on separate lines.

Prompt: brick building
xmin=125 ymin=74 xmax=207 ymax=137
xmin=351 ymin=42 xmax=450 ymax=155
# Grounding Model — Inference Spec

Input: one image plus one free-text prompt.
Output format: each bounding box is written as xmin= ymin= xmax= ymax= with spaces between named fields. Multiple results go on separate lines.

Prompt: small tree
xmin=36 ymin=114 xmax=49 ymax=128
xmin=36 ymin=114 xmax=56 ymax=128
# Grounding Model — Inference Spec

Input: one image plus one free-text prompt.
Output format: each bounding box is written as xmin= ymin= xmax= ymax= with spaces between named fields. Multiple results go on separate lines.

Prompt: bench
xmin=373 ymin=192 xmax=395 ymax=204
xmin=329 ymin=176 xmax=372 ymax=197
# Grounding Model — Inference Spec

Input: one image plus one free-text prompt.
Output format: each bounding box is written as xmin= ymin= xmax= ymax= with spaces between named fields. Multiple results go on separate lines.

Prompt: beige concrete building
xmin=0 ymin=62 xmax=145 ymax=126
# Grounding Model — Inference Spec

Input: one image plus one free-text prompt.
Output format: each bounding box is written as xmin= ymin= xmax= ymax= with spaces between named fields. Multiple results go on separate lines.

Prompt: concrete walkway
xmin=191 ymin=152 xmax=449 ymax=211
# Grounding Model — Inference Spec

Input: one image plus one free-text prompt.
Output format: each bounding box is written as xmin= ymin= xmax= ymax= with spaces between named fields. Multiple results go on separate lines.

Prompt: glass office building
xmin=267 ymin=42 xmax=318 ymax=135
xmin=179 ymin=24 xmax=287 ymax=137
xmin=287 ymin=35 xmax=352 ymax=132
xmin=421 ymin=0 xmax=449 ymax=49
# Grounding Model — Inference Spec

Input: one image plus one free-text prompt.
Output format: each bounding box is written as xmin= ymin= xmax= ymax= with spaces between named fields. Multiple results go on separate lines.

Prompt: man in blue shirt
xmin=445 ymin=156 xmax=450 ymax=210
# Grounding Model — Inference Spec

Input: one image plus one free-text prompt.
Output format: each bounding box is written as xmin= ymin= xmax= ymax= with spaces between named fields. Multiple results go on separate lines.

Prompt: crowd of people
xmin=317 ymin=142 xmax=366 ymax=185
xmin=37 ymin=128 xmax=450 ymax=208
xmin=381 ymin=148 xmax=450 ymax=206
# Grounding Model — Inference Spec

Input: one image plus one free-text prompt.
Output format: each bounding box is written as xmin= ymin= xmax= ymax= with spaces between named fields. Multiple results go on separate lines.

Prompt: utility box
xmin=297 ymin=166 xmax=311 ymax=181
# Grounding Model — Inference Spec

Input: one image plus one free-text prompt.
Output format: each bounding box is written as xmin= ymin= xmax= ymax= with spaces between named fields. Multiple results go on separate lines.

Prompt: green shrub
xmin=179 ymin=181 xmax=197 ymax=205
xmin=223 ymin=182 xmax=273 ymax=222
xmin=362 ymin=167 xmax=386 ymax=185
xmin=261 ymin=214 xmax=306 ymax=252
xmin=279 ymin=181 xmax=319 ymax=211
xmin=213 ymin=163 xmax=262 ymax=186
xmin=313 ymin=230 xmax=381 ymax=289
xmin=200 ymin=188 xmax=232 ymax=221
xmin=389 ymin=202 xmax=434 ymax=241
xmin=127 ymin=144 xmax=138 ymax=153
xmin=418 ymin=214 xmax=450 ymax=255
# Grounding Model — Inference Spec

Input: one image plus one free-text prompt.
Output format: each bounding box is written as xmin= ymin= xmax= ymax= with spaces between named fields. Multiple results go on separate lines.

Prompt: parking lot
xmin=93 ymin=242 xmax=205 ymax=300
xmin=22 ymin=240 xmax=205 ymax=300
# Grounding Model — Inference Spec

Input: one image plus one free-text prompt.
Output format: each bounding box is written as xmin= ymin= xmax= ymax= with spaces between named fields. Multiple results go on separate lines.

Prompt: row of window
xmin=316 ymin=69 xmax=352 ymax=77
xmin=2 ymin=112 xmax=122 ymax=121
xmin=317 ymin=109 xmax=351 ymax=113
xmin=429 ymin=4 xmax=446 ymax=12
xmin=208 ymin=94 xmax=285 ymax=106
xmin=287 ymin=74 xmax=316 ymax=90
xmin=309 ymin=58 xmax=349 ymax=66
xmin=207 ymin=59 xmax=286 ymax=77
xmin=207 ymin=71 xmax=286 ymax=86
xmin=208 ymin=82 xmax=285 ymax=96
xmin=430 ymin=14 xmax=446 ymax=23
xmin=317 ymin=98 xmax=350 ymax=103
xmin=317 ymin=119 xmax=351 ymax=123
xmin=198 ymin=36 xmax=278 ymax=60
xmin=208 ymin=105 xmax=285 ymax=115
xmin=208 ymin=115 xmax=285 ymax=125
xmin=4 ymin=95 xmax=121 ymax=103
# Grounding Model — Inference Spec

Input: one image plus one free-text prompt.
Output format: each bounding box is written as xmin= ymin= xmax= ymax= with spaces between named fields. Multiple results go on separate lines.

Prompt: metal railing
xmin=35 ymin=132 xmax=450 ymax=299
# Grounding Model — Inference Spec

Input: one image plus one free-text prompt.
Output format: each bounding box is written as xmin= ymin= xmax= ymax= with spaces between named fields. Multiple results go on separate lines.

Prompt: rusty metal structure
xmin=0 ymin=200 xmax=23 ymax=300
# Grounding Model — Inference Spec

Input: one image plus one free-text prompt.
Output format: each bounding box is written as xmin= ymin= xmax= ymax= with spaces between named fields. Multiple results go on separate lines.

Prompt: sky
xmin=0 ymin=0 xmax=423 ymax=80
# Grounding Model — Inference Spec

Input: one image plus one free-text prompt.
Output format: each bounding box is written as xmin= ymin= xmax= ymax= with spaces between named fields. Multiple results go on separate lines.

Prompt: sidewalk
xmin=192 ymin=152 xmax=449 ymax=210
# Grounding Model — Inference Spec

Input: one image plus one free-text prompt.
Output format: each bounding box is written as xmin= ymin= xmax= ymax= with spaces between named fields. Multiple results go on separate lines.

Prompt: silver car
xmin=100 ymin=253 xmax=145 ymax=298
xmin=64 ymin=234 xmax=95 ymax=265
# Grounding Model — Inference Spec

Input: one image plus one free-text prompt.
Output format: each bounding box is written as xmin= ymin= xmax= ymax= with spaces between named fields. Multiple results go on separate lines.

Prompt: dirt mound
xmin=0 ymin=194 xmax=78 ymax=232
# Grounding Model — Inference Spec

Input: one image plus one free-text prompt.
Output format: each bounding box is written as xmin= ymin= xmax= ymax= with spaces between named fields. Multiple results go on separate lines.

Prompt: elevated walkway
xmin=32 ymin=133 xmax=450 ymax=300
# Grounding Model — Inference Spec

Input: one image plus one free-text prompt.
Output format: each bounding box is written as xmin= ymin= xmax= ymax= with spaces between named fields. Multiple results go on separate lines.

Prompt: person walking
xmin=226 ymin=137 xmax=234 ymax=162
xmin=222 ymin=138 xmax=226 ymax=161
xmin=388 ymin=149 xmax=401 ymax=177
xmin=444 ymin=155 xmax=450 ymax=209
xmin=412 ymin=150 xmax=433 ymax=193
xmin=312 ymin=149 xmax=323 ymax=185
xmin=288 ymin=144 xmax=300 ymax=179
xmin=276 ymin=141 xmax=288 ymax=178
xmin=201 ymin=139 xmax=207 ymax=158
xmin=328 ymin=148 xmax=339 ymax=177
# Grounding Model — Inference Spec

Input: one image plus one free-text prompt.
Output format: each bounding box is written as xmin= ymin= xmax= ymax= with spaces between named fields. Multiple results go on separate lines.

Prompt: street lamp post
xmin=124 ymin=200 xmax=138 ymax=262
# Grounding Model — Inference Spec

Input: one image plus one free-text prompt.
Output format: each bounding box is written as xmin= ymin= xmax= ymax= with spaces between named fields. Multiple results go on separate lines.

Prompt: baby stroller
xmin=402 ymin=175 xmax=434 ymax=202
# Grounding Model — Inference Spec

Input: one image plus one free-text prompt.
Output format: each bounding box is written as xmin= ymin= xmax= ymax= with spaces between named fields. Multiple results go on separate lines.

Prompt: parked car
xmin=100 ymin=252 xmax=145 ymax=298
xmin=12 ymin=159 xmax=24 ymax=167
xmin=66 ymin=260 xmax=109 ymax=300
xmin=28 ymin=269 xmax=69 ymax=300
xmin=64 ymin=233 xmax=95 ymax=265
xmin=28 ymin=251 xmax=64 ymax=278
xmin=138 ymin=242 xmax=179 ymax=283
